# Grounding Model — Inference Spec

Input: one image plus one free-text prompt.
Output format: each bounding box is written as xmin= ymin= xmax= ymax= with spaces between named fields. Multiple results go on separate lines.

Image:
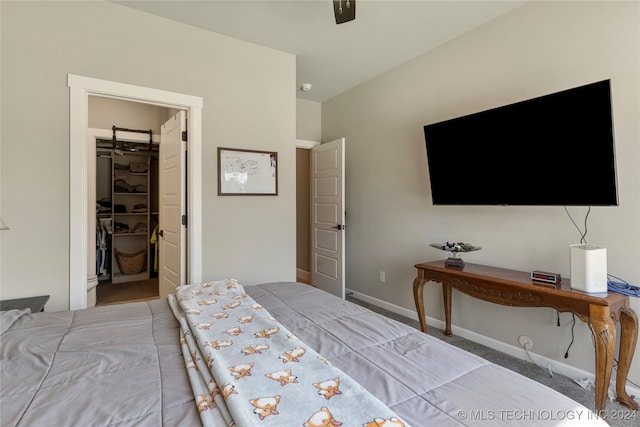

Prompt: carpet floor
xmin=346 ymin=295 xmax=639 ymax=427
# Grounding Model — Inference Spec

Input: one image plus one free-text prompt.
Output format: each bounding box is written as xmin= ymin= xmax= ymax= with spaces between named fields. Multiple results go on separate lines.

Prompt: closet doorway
xmin=68 ymin=74 xmax=203 ymax=311
xmin=89 ymin=98 xmax=174 ymax=306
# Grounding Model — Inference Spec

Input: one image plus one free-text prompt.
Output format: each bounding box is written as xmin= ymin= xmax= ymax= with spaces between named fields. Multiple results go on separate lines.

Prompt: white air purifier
xmin=570 ymin=244 xmax=607 ymax=294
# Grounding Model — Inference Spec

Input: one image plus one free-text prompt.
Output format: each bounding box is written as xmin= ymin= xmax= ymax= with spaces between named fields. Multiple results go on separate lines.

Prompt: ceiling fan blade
xmin=333 ymin=0 xmax=355 ymax=24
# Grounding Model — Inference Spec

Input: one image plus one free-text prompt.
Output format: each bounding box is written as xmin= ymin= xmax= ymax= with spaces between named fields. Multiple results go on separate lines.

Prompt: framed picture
xmin=218 ymin=147 xmax=278 ymax=195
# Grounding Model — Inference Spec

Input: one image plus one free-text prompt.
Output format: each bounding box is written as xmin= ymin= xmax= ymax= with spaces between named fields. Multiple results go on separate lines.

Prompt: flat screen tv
xmin=423 ymin=80 xmax=618 ymax=206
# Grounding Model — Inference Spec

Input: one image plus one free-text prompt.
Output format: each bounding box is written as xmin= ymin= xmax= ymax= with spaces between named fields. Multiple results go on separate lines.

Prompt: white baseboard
xmin=345 ymin=287 xmax=640 ymax=403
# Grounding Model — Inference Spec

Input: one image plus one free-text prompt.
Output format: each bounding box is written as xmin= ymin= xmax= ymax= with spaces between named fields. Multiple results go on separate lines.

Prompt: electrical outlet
xmin=379 ymin=271 xmax=386 ymax=283
xmin=518 ymin=335 xmax=533 ymax=350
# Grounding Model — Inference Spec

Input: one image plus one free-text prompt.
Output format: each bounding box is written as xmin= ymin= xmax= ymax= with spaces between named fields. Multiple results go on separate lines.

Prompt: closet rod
xmin=112 ymin=125 xmax=153 ymax=151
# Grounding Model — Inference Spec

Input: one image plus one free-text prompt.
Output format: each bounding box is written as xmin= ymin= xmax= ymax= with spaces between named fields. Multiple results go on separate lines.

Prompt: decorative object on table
xmin=429 ymin=242 xmax=481 ymax=268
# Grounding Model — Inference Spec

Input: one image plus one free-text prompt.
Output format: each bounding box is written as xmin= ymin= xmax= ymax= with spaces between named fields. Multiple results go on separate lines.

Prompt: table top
xmin=0 ymin=295 xmax=50 ymax=313
xmin=416 ymin=260 xmax=626 ymax=306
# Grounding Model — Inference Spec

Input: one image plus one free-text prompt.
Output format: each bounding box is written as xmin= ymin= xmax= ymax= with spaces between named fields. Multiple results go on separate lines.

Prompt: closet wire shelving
xmin=96 ymin=126 xmax=159 ymax=285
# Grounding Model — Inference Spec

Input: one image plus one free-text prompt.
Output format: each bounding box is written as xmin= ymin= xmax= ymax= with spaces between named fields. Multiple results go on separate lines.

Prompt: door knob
xmin=332 ymin=224 xmax=346 ymax=230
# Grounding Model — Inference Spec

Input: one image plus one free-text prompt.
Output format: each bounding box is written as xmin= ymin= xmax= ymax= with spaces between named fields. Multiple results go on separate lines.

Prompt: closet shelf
xmin=114 ymin=272 xmax=148 ymax=282
xmin=96 ymin=140 xmax=153 ymax=285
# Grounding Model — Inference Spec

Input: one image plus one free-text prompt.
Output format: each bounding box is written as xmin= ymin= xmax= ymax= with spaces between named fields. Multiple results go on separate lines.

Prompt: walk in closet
xmin=96 ymin=127 xmax=159 ymax=286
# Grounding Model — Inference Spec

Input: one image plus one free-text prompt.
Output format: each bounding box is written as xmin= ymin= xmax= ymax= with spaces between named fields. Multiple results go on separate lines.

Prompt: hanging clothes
xmin=97 ymin=218 xmax=112 ymax=277
xmin=150 ymin=224 xmax=159 ymax=273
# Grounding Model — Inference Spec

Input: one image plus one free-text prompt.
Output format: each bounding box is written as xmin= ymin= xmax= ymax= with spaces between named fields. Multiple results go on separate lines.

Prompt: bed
xmin=1 ymin=280 xmax=609 ymax=426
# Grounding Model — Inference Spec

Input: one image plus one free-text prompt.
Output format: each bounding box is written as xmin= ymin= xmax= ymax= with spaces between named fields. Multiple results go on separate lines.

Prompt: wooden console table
xmin=413 ymin=260 xmax=638 ymax=413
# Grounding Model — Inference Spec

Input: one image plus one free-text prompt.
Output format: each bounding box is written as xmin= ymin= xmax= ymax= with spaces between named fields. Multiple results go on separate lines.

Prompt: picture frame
xmin=218 ymin=147 xmax=278 ymax=195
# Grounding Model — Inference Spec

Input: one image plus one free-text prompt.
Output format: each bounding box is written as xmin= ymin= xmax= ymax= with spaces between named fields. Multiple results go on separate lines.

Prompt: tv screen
xmin=423 ymin=80 xmax=618 ymax=206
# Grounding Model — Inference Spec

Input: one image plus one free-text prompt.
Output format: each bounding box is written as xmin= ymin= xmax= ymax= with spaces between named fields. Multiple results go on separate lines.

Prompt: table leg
xmin=443 ymin=283 xmax=452 ymax=336
xmin=413 ymin=271 xmax=428 ymax=333
xmin=615 ymin=307 xmax=639 ymax=410
xmin=588 ymin=307 xmax=616 ymax=413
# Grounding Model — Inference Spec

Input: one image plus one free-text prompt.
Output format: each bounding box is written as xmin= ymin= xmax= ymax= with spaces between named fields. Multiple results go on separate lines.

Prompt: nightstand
xmin=0 ymin=295 xmax=50 ymax=313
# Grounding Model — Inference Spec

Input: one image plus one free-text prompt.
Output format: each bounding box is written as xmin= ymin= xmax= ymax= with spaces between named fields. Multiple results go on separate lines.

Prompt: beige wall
xmin=88 ymin=97 xmax=171 ymax=133
xmin=1 ymin=1 xmax=296 ymax=310
xmin=323 ymin=1 xmax=640 ymax=383
xmin=296 ymin=98 xmax=321 ymax=142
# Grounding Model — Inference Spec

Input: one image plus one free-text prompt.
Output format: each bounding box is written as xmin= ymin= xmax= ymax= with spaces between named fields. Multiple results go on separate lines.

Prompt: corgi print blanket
xmin=168 ymin=279 xmax=409 ymax=427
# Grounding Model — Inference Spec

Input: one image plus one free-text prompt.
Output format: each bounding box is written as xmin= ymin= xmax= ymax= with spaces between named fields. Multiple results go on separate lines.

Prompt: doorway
xmin=296 ymin=137 xmax=345 ymax=299
xmin=68 ymin=74 xmax=203 ymax=311
xmin=296 ymin=146 xmax=312 ymax=284
xmin=88 ymin=99 xmax=168 ymax=305
xmin=295 ymin=140 xmax=320 ymax=285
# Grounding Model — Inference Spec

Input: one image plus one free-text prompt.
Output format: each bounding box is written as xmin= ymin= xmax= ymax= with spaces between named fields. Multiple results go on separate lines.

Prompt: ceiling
xmin=115 ymin=1 xmax=527 ymax=103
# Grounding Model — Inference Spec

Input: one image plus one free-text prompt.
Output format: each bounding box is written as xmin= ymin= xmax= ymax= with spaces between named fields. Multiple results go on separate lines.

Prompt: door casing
xmin=68 ymin=74 xmax=203 ymax=310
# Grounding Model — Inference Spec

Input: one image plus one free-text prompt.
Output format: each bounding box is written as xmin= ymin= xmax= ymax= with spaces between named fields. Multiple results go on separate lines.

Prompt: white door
xmin=311 ymin=138 xmax=346 ymax=298
xmin=158 ymin=111 xmax=187 ymax=298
